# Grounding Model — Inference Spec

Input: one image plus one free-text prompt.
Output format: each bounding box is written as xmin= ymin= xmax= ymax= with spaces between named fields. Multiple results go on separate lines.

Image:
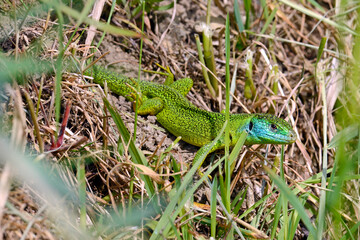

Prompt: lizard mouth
xmin=261 ymin=130 xmax=297 ymax=144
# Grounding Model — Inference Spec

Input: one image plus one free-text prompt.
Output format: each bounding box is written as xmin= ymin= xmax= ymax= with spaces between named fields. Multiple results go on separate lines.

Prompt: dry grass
xmin=0 ymin=0 xmax=359 ymax=239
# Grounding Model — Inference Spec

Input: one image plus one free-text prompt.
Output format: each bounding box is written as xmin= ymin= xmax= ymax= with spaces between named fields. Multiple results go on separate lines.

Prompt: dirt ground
xmin=0 ymin=0 xmax=346 ymax=239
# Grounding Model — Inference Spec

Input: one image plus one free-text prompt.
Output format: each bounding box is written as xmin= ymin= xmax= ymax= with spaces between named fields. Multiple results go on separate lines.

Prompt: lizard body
xmin=87 ymin=66 xmax=296 ymax=154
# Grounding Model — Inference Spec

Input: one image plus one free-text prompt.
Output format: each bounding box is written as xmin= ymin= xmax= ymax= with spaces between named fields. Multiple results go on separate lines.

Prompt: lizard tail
xmin=86 ymin=66 xmax=138 ymax=99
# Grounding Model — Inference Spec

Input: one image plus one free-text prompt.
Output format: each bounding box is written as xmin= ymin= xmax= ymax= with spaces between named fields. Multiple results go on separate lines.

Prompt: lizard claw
xmin=143 ymin=63 xmax=175 ymax=85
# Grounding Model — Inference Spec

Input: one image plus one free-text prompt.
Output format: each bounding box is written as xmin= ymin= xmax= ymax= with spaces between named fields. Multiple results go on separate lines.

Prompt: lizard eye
xmin=248 ymin=120 xmax=254 ymax=132
xmin=270 ymin=123 xmax=277 ymax=131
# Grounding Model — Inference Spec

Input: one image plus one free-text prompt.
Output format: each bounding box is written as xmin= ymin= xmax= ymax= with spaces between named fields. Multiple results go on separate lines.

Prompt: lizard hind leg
xmin=137 ymin=97 xmax=164 ymax=115
xmin=169 ymin=78 xmax=193 ymax=96
xmin=143 ymin=63 xmax=193 ymax=96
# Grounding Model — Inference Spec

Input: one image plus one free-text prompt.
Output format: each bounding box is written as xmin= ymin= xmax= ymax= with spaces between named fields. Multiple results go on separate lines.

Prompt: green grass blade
xmin=244 ymin=0 xmax=251 ymax=29
xmin=77 ymin=158 xmax=86 ymax=230
xmin=238 ymin=193 xmax=271 ymax=220
xmin=211 ymin=177 xmax=218 ymax=238
xmin=234 ymin=0 xmax=244 ymax=32
xmin=340 ymin=220 xmax=360 ymax=240
xmin=229 ymin=131 xmax=247 ymax=172
xmin=328 ymin=124 xmax=359 ymax=149
xmin=102 ymin=98 xmax=156 ymax=197
xmin=317 ymin=49 xmax=328 ymax=240
xmin=257 ymin=7 xmax=277 ymax=40
xmin=264 ymin=166 xmax=317 ymax=237
xmin=270 ymin=195 xmax=283 ymax=240
xmin=149 ymin=122 xmax=228 ymax=239
xmin=224 ymin=12 xmax=231 ymax=212
xmin=316 ymin=37 xmax=327 ymax=65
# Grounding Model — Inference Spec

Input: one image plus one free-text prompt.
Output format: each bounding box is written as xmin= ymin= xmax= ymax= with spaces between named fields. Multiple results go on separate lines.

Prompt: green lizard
xmin=86 ymin=66 xmax=296 ymax=165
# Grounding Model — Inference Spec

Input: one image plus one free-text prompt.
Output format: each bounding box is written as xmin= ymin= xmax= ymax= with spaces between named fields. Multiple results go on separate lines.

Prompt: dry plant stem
xmin=50 ymin=136 xmax=88 ymax=154
xmin=11 ymin=86 xmax=27 ymax=151
xmin=101 ymin=75 xmax=110 ymax=150
xmin=271 ymin=65 xmax=279 ymax=112
xmin=82 ymin=0 xmax=106 ymax=64
xmin=317 ymin=62 xmax=328 ymax=239
xmin=12 ymin=0 xmax=19 ymax=60
xmin=32 ymin=80 xmax=55 ymax=145
xmin=102 ymin=104 xmax=108 ymax=150
xmin=244 ymin=49 xmax=256 ymax=100
xmin=279 ymin=0 xmax=355 ymax=34
xmin=250 ymin=32 xmax=343 ymax=58
xmin=232 ymin=216 xmax=268 ymax=239
xmin=21 ymin=204 xmax=47 ymax=240
xmin=0 ymin=163 xmax=11 ymax=223
xmin=259 ymin=48 xmax=314 ymax=178
xmin=185 ymin=49 xmax=251 ymax=113
xmin=267 ymin=2 xmax=316 ymax=46
xmin=156 ymin=0 xmax=176 ymax=49
xmin=83 ymin=51 xmax=110 ymax=73
xmin=22 ymin=89 xmax=44 ymax=153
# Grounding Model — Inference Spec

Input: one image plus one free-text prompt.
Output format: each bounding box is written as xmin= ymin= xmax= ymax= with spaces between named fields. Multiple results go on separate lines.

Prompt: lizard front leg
xmin=137 ymin=97 xmax=164 ymax=115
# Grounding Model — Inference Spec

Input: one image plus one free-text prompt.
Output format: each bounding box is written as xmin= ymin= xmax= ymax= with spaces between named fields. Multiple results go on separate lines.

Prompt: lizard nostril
xmin=290 ymin=131 xmax=297 ymax=141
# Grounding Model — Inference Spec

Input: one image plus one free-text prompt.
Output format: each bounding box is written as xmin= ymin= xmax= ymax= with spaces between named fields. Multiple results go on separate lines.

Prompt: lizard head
xmin=240 ymin=114 xmax=297 ymax=145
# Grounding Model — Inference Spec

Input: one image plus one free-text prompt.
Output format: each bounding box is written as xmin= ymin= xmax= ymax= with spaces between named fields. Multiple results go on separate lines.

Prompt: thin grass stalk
xmin=243 ymin=0 xmax=251 ymax=29
xmin=202 ymin=26 xmax=219 ymax=95
xmin=44 ymin=0 xmax=139 ymax=37
xmin=231 ymin=189 xmax=246 ymax=215
xmin=358 ymin=126 xmax=360 ymax=175
xmin=54 ymin=8 xmax=64 ymax=132
xmin=238 ymin=193 xmax=271 ymax=220
xmin=202 ymin=0 xmax=219 ymax=94
xmin=265 ymin=166 xmax=317 ymax=237
xmin=22 ymin=89 xmax=44 ymax=153
xmin=129 ymin=0 xmax=146 ymax=210
xmin=97 ymin=0 xmax=116 ymax=48
xmin=156 ymin=136 xmax=182 ymax=170
xmin=224 ymin=14 xmax=234 ymax=238
xmin=149 ymin=122 xmax=228 ymax=239
xmin=206 ymin=0 xmax=211 ymax=25
xmin=229 ymin=63 xmax=237 ymax=107
xmin=212 ymin=180 xmax=246 ymax=238
xmin=256 ymin=6 xmax=277 ymax=42
xmin=179 ymin=192 xmax=192 ymax=240
xmin=233 ymin=0 xmax=244 ymax=32
xmin=270 ymin=196 xmax=283 ymax=240
xmin=247 ymin=32 xmax=344 ymax=58
xmin=66 ymin=0 xmax=96 ymax=54
xmin=77 ymin=157 xmax=86 ymax=230
xmin=280 ymin=145 xmax=289 ymax=238
xmin=103 ymin=98 xmax=156 ymax=196
xmin=224 ymin=11 xmax=231 ymax=212
xmin=316 ymin=38 xmax=328 ymax=239
xmin=244 ymin=49 xmax=255 ymax=100
xmin=168 ymin=218 xmax=182 ymax=239
xmin=211 ymin=177 xmax=218 ymax=238
xmin=157 ymin=157 xmax=224 ymax=239
xmin=102 ymin=84 xmax=109 ymax=150
xmin=35 ymin=76 xmax=43 ymax=116
xmin=134 ymin=0 xmax=146 ymax=140
xmin=195 ymin=34 xmax=216 ymax=98
xmin=259 ymin=0 xmax=269 ymax=20
xmin=12 ymin=0 xmax=19 ymax=61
